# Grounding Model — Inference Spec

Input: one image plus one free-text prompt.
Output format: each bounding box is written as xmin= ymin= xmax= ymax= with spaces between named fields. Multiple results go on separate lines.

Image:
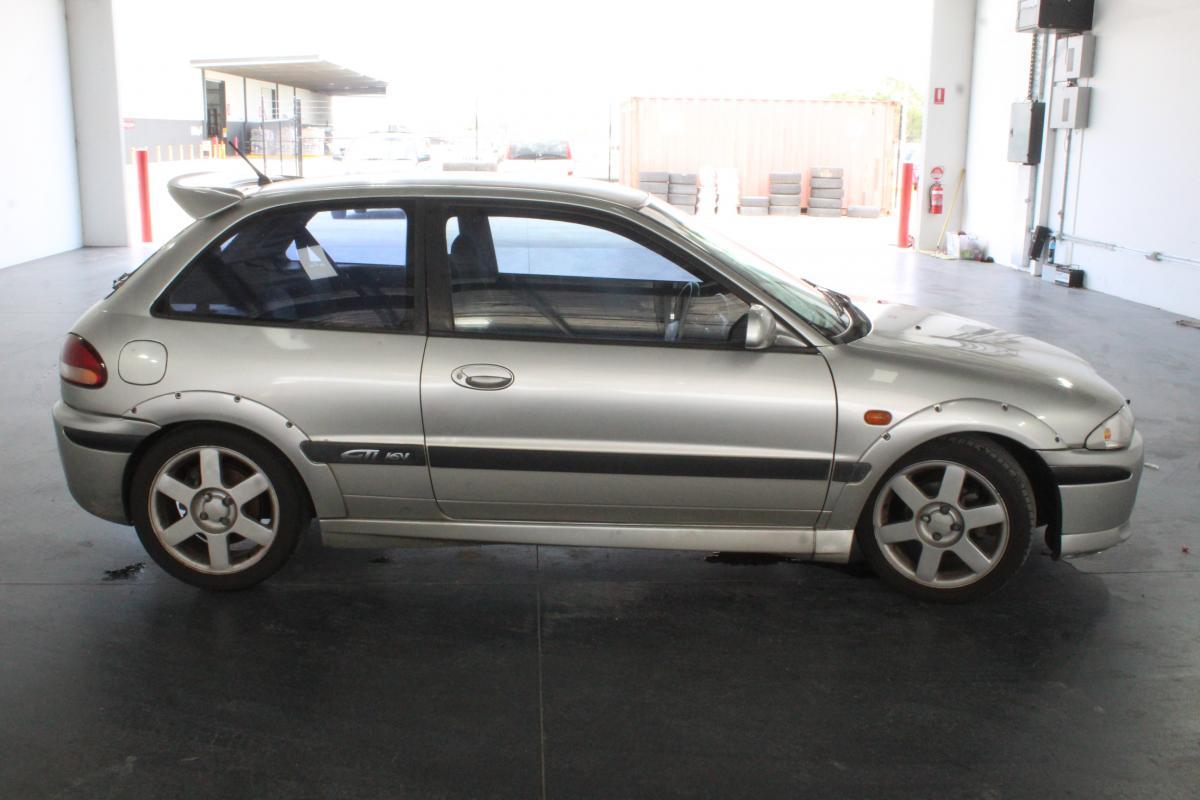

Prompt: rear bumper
xmin=52 ymin=400 xmax=159 ymax=525
xmin=1042 ymin=430 xmax=1144 ymax=558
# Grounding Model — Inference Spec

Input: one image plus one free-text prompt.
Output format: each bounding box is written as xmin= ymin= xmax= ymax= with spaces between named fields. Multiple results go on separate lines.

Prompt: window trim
xmin=425 ymin=199 xmax=810 ymax=352
xmin=151 ymin=198 xmax=426 ymax=336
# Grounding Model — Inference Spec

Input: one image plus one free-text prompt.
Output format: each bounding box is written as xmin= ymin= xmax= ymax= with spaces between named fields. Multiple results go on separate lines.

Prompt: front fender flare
xmin=823 ymin=398 xmax=1062 ymax=532
xmin=126 ymin=391 xmax=347 ymax=519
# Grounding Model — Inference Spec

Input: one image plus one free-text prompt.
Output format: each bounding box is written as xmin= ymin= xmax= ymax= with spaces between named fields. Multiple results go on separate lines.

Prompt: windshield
xmin=507 ymin=140 xmax=570 ymax=160
xmin=641 ymin=200 xmax=852 ymax=340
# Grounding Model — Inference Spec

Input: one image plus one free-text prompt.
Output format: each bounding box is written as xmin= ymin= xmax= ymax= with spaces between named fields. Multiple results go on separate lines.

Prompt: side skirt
xmin=318 ymin=518 xmax=854 ymax=559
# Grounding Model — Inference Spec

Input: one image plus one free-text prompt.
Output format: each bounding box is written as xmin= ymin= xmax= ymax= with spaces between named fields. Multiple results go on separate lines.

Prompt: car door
xmin=419 ymin=201 xmax=836 ymax=527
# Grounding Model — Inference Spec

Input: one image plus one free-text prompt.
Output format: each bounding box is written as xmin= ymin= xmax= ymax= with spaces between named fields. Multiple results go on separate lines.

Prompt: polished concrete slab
xmin=1 ymin=235 xmax=1197 ymax=799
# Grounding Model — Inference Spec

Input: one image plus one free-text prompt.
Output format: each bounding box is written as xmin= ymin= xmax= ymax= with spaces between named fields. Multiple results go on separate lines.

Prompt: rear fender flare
xmin=126 ymin=391 xmax=346 ymax=518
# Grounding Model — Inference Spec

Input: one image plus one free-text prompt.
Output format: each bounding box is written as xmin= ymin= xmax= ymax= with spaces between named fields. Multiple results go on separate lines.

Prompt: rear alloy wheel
xmin=131 ymin=427 xmax=306 ymax=590
xmin=856 ymin=436 xmax=1034 ymax=602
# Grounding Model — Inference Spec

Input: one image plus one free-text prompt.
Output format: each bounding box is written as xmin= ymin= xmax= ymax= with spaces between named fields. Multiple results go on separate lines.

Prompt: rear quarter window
xmin=156 ymin=206 xmax=414 ymax=332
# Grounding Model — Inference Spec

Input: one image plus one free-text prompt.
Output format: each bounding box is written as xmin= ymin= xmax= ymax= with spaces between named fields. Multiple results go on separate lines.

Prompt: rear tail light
xmin=60 ymin=334 xmax=107 ymax=388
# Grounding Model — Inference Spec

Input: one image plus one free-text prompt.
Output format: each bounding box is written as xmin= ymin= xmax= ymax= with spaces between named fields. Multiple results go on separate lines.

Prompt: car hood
xmin=831 ymin=301 xmax=1127 ymax=446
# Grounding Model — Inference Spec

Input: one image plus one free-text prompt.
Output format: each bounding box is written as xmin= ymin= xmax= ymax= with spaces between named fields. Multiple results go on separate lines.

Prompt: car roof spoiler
xmin=167 ymin=172 xmax=267 ymax=220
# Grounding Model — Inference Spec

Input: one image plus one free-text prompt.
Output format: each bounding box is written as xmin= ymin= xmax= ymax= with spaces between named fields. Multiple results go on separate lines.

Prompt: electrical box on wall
xmin=1050 ymin=85 xmax=1091 ymax=129
xmin=1055 ymin=33 xmax=1096 ymax=81
xmin=1016 ymin=0 xmax=1094 ymax=32
xmin=1008 ymin=102 xmax=1046 ymax=164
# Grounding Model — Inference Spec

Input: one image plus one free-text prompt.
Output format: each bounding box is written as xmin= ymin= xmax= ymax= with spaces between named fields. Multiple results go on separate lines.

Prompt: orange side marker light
xmin=864 ymin=410 xmax=893 ymax=426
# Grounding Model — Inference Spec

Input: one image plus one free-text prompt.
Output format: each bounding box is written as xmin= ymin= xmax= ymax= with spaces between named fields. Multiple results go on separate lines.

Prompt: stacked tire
xmin=668 ymin=173 xmax=699 ymax=214
xmin=807 ymin=167 xmax=844 ymax=217
xmin=696 ymin=168 xmax=718 ymax=215
xmin=639 ymin=171 xmax=670 ymax=203
xmin=768 ymin=172 xmax=803 ymax=217
xmin=739 ymin=195 xmax=769 ymax=216
xmin=717 ymin=168 xmax=740 ymax=216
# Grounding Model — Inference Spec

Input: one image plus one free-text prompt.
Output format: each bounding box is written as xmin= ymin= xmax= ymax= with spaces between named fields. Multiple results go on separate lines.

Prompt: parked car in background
xmin=498 ymin=139 xmax=574 ymax=177
xmin=339 ymin=133 xmax=432 ymax=176
xmin=53 ymin=173 xmax=1142 ymax=602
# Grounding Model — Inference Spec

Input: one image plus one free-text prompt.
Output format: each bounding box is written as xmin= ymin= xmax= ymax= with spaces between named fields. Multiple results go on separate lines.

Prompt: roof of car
xmin=169 ymin=171 xmax=651 ymax=219
xmin=267 ymin=172 xmax=645 ymax=203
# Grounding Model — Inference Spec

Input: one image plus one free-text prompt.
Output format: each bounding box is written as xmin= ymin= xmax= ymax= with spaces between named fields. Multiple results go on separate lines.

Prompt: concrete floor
xmin=2 ymin=228 xmax=1198 ymax=799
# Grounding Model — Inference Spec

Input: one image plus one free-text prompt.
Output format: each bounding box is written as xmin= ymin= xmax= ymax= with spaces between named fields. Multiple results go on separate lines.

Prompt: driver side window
xmin=444 ymin=211 xmax=749 ymax=345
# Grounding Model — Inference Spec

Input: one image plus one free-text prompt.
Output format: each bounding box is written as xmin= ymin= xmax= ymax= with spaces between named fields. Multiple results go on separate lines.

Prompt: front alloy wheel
xmin=857 ymin=435 xmax=1034 ymax=602
xmin=873 ymin=461 xmax=1009 ymax=588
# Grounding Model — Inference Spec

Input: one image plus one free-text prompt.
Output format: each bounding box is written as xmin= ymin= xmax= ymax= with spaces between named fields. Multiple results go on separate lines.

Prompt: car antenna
xmin=227 ymin=139 xmax=272 ymax=186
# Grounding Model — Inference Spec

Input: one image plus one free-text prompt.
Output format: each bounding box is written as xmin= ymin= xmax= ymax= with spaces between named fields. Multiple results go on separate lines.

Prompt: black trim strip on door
xmin=1051 ymin=465 xmax=1133 ymax=486
xmin=427 ymin=446 xmax=831 ymax=480
xmin=62 ymin=427 xmax=144 ymax=454
xmin=301 ymin=441 xmax=427 ymax=466
xmin=831 ymin=461 xmax=872 ymax=483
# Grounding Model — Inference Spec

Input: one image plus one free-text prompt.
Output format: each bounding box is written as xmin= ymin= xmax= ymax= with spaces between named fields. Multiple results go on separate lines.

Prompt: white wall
xmin=916 ymin=0 xmax=978 ymax=251
xmin=0 ymin=0 xmax=82 ymax=268
xmin=964 ymin=0 xmax=1200 ymax=319
xmin=961 ymin=0 xmax=1037 ymax=268
xmin=66 ymin=0 xmax=129 ymax=247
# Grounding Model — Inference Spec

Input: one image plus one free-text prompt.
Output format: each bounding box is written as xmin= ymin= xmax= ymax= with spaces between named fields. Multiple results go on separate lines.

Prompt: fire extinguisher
xmin=929 ymin=180 xmax=944 ymax=215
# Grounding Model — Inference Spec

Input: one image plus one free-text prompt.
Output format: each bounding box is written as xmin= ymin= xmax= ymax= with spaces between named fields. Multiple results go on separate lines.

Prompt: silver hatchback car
xmin=53 ymin=173 xmax=1143 ymax=601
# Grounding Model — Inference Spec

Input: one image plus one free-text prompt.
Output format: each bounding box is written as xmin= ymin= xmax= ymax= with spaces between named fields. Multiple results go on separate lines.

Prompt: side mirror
xmin=743 ymin=304 xmax=778 ymax=350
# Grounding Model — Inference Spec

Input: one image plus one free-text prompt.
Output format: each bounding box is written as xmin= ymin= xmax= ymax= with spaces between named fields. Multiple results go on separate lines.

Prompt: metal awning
xmin=190 ymin=56 xmax=386 ymax=95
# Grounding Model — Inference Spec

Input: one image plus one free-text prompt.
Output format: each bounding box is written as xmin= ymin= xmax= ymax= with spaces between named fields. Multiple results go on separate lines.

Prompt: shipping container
xmin=620 ymin=97 xmax=901 ymax=212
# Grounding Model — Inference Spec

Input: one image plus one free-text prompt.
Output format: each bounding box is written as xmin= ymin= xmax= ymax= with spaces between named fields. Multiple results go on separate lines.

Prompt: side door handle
xmin=451 ymin=364 xmax=514 ymax=391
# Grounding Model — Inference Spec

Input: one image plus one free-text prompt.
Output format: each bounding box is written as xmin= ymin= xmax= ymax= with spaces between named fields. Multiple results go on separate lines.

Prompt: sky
xmin=113 ymin=0 xmax=932 ymax=135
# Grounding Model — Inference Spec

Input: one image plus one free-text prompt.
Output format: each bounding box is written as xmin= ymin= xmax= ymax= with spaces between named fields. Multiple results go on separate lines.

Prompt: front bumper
xmin=1041 ymin=429 xmax=1144 ymax=558
xmin=52 ymin=400 xmax=159 ymax=525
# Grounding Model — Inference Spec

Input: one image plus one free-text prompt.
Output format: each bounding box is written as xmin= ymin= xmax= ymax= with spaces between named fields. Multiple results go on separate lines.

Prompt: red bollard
xmin=897 ymin=162 xmax=914 ymax=248
xmin=135 ymin=148 xmax=152 ymax=243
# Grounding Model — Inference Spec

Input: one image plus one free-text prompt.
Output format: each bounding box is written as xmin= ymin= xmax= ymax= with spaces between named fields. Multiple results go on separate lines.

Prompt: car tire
xmin=768 ymin=206 xmax=802 ymax=216
xmin=769 ymin=172 xmax=803 ymax=183
xmin=769 ymin=194 xmax=801 ymax=206
xmin=740 ymin=196 xmax=770 ymax=207
xmin=806 ymin=207 xmax=842 ymax=217
xmin=807 ymin=197 xmax=842 ymax=209
xmin=331 ymin=209 xmax=347 ymax=219
xmin=810 ymin=178 xmax=843 ymax=189
xmin=810 ymin=167 xmax=844 ymax=178
xmin=854 ymin=435 xmax=1035 ymax=603
xmin=810 ymin=188 xmax=845 ymax=200
xmin=130 ymin=425 xmax=308 ymax=591
xmin=739 ymin=206 xmax=769 ymax=216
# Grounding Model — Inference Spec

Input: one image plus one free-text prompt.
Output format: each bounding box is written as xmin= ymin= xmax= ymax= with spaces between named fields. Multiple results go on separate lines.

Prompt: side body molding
xmin=127 ymin=391 xmax=347 ymax=518
xmin=822 ymin=398 xmax=1064 ymax=533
